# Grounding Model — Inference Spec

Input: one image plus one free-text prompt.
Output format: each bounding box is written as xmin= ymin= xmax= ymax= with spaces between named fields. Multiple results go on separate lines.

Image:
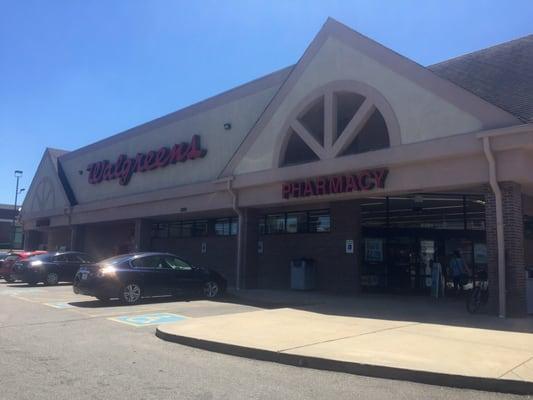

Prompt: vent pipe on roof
xmin=481 ymin=136 xmax=506 ymax=318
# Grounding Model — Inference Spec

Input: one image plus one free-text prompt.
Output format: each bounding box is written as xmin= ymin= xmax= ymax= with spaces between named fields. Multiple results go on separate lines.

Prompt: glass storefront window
xmin=194 ymin=220 xmax=208 ymax=237
xmin=230 ymin=219 xmax=238 ymax=235
xmin=215 ymin=218 xmax=230 ymax=236
xmin=152 ymin=217 xmax=237 ymax=238
xmin=266 ymin=214 xmax=286 ymax=234
xmin=215 ymin=217 xmax=238 ymax=236
xmin=181 ymin=222 xmax=193 ymax=237
xmin=308 ymin=210 xmax=331 ymax=233
xmin=364 ymin=238 xmax=383 ymax=262
xmin=169 ymin=222 xmax=181 ymax=237
xmin=259 ymin=209 xmax=331 ymax=235
xmin=361 ymin=194 xmax=486 ymax=231
xmin=286 ymin=212 xmax=307 ymax=233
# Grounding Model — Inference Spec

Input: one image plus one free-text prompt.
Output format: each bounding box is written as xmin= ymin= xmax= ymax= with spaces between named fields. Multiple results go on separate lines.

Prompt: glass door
xmin=419 ymin=239 xmax=436 ymax=292
xmin=386 ymin=236 xmax=417 ymax=292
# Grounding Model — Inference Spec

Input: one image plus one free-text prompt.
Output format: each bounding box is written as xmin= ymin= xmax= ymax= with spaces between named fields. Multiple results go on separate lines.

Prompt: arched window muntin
xmin=275 ymin=80 xmax=401 ymax=168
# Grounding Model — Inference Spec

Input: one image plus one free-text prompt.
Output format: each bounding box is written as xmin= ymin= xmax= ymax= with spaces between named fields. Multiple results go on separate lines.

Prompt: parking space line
xmin=9 ymin=295 xmax=42 ymax=304
xmin=43 ymin=302 xmax=75 ymax=309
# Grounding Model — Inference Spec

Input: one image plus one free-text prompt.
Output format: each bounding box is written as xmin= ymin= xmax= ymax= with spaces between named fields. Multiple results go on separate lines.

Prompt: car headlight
xmin=97 ymin=265 xmax=116 ymax=277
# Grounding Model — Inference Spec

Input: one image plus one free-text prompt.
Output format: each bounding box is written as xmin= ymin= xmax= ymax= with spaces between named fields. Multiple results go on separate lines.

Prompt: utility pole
xmin=11 ymin=170 xmax=23 ymax=250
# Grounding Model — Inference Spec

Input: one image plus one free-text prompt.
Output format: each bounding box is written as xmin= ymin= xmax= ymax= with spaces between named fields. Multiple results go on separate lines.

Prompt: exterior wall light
xmin=223 ymin=123 xmax=232 ymax=130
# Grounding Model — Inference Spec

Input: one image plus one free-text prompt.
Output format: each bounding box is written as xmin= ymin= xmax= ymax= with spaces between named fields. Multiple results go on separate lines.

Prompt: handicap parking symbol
xmin=109 ymin=312 xmax=186 ymax=327
xmin=44 ymin=302 xmax=74 ymax=309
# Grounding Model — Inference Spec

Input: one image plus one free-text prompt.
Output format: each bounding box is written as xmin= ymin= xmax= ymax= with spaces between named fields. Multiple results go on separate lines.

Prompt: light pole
xmin=11 ymin=170 xmax=24 ymax=250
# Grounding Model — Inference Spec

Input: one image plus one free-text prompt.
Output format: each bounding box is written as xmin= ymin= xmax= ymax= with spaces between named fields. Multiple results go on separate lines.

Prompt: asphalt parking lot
xmin=0 ymin=282 xmax=261 ymax=327
xmin=0 ymin=281 xmax=529 ymax=400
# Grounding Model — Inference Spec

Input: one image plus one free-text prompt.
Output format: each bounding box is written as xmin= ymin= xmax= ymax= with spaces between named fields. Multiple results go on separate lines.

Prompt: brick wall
xmin=241 ymin=208 xmax=260 ymax=289
xmin=84 ymin=222 xmax=135 ymax=261
xmin=485 ymin=182 xmax=527 ymax=316
xmin=254 ymin=200 xmax=361 ymax=292
xmin=502 ymin=182 xmax=526 ymax=315
xmin=23 ymin=230 xmax=47 ymax=251
xmin=47 ymin=227 xmax=71 ymax=251
xmin=150 ymin=221 xmax=237 ymax=286
xmin=0 ymin=221 xmax=12 ymax=245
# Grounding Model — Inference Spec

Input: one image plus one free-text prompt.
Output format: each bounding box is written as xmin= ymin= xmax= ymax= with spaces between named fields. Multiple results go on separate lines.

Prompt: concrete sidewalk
xmin=157 ymin=298 xmax=533 ymax=394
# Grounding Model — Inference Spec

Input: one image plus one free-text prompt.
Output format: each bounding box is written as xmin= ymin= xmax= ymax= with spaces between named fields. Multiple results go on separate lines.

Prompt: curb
xmin=156 ymin=328 xmax=533 ymax=395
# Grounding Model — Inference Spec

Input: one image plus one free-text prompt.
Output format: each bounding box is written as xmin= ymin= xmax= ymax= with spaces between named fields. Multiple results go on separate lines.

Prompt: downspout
xmin=227 ymin=177 xmax=243 ymax=290
xmin=481 ymin=136 xmax=506 ymax=318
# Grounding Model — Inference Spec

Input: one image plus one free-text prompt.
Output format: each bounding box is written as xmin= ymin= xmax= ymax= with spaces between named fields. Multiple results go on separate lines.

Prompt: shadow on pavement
xmin=68 ymin=295 xmax=196 ymax=308
xmin=210 ymin=289 xmax=533 ymax=334
xmin=5 ymin=282 xmax=72 ymax=288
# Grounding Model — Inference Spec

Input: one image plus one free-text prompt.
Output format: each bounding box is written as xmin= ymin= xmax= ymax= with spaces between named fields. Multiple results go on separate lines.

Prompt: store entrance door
xmin=386 ymin=236 xmax=436 ymax=293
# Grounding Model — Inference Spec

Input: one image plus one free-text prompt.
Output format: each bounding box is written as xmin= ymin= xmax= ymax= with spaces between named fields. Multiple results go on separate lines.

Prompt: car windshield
xmin=0 ymin=253 xmax=10 ymax=260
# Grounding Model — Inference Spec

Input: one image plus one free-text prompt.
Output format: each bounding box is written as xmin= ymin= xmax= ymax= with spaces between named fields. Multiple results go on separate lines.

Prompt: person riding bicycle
xmin=449 ymin=250 xmax=470 ymax=294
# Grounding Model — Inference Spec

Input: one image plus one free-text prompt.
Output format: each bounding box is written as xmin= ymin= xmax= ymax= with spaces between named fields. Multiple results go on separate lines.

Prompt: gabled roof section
xmin=221 ymin=18 xmax=521 ymax=177
xmin=429 ymin=34 xmax=533 ymax=123
xmin=47 ymin=148 xmax=69 ymax=170
xmin=21 ymin=148 xmax=72 ymax=219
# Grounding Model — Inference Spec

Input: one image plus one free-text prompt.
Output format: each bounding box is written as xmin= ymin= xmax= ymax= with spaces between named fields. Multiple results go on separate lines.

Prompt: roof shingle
xmin=429 ymin=35 xmax=533 ymax=122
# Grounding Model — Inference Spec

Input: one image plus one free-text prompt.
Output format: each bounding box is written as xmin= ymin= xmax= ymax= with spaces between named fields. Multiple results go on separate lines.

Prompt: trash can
xmin=527 ymin=267 xmax=533 ymax=314
xmin=290 ymin=258 xmax=316 ymax=290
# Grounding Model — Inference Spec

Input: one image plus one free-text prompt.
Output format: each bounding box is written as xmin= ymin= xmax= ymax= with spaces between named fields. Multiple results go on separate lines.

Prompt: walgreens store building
xmin=21 ymin=20 xmax=533 ymax=316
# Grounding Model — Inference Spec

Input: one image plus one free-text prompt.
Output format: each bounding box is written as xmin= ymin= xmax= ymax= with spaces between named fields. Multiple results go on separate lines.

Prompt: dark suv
xmin=12 ymin=251 xmax=97 ymax=286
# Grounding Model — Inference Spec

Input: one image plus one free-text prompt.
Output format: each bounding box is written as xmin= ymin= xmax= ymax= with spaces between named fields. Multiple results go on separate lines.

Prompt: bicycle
xmin=466 ymin=271 xmax=488 ymax=313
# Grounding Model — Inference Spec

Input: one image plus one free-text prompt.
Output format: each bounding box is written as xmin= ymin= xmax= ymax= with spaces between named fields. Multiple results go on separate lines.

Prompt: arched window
xmin=279 ymin=83 xmax=396 ymax=167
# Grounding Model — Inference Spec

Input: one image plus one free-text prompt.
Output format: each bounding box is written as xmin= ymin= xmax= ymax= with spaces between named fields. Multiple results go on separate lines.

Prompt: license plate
xmin=81 ymin=272 xmax=88 ymax=280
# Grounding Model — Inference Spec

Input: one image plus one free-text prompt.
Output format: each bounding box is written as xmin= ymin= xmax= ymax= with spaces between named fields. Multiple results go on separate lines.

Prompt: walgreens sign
xmin=86 ymin=135 xmax=207 ymax=186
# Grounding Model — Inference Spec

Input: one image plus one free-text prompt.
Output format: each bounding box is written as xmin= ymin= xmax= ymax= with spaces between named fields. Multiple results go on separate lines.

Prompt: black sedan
xmin=12 ymin=251 xmax=96 ymax=286
xmin=73 ymin=252 xmax=227 ymax=305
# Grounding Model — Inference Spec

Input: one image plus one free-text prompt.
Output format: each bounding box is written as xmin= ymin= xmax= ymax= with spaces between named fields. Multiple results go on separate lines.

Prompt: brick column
xmin=69 ymin=225 xmax=85 ymax=251
xmin=485 ymin=182 xmax=527 ymax=316
xmin=240 ymin=208 xmax=260 ymax=289
xmin=502 ymin=182 xmax=527 ymax=315
xmin=23 ymin=230 xmax=43 ymax=251
xmin=329 ymin=200 xmax=362 ymax=292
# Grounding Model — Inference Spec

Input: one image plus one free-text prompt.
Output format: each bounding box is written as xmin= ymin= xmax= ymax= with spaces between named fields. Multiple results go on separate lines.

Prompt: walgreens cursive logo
xmin=86 ymin=135 xmax=207 ymax=186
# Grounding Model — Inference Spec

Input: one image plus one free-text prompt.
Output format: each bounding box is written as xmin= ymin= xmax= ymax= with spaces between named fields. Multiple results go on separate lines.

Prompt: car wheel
xmin=4 ymin=275 xmax=15 ymax=283
xmin=44 ymin=272 xmax=59 ymax=286
xmin=203 ymin=280 xmax=220 ymax=299
xmin=121 ymin=283 xmax=142 ymax=305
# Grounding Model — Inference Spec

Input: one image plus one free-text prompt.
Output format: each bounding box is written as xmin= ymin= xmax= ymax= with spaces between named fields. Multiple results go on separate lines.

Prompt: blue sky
xmin=1 ymin=0 xmax=532 ymax=204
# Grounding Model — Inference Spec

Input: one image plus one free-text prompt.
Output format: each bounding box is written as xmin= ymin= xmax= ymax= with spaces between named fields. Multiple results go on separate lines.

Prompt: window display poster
xmin=474 ymin=243 xmax=487 ymax=264
xmin=365 ymin=238 xmax=383 ymax=262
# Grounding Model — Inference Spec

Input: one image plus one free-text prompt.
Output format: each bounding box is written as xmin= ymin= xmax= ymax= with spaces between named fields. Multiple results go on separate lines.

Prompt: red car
xmin=0 ymin=251 xmax=47 ymax=283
